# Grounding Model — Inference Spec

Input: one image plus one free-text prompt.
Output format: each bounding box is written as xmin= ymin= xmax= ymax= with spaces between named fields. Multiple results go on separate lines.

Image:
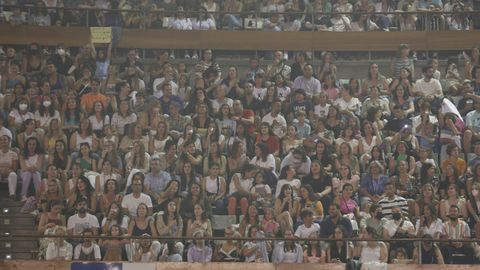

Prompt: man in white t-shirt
xmin=67 ymin=199 xmax=100 ymax=236
xmin=292 ymin=64 xmax=321 ymax=97
xmin=122 ymin=176 xmax=153 ymax=218
xmin=262 ymin=99 xmax=287 ymax=139
xmin=294 ymin=209 xmax=320 ymax=239
xmin=413 ymin=65 xmax=443 ymax=99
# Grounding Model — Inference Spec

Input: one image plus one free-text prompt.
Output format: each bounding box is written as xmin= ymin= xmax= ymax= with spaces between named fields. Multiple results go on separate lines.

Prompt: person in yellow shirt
xmin=440 ymin=144 xmax=466 ymax=175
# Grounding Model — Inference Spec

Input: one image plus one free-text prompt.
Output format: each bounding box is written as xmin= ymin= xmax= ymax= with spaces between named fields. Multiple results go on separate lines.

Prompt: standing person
xmin=391 ymin=44 xmax=414 ymax=81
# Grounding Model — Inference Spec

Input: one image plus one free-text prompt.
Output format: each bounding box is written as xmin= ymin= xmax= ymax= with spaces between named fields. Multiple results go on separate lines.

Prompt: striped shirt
xmin=378 ymin=195 xmax=408 ymax=219
xmin=443 ymin=220 xmax=470 ymax=240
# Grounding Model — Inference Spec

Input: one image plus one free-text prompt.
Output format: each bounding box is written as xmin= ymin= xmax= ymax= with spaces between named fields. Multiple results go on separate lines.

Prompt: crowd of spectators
xmin=0 ymin=0 xmax=479 ymax=31
xmin=1 ymin=38 xmax=480 ymax=265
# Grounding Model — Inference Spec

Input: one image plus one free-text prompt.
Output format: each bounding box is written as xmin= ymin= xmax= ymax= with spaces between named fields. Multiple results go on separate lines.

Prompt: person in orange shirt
xmin=80 ymin=77 xmax=107 ymax=114
xmin=441 ymin=144 xmax=466 ymax=175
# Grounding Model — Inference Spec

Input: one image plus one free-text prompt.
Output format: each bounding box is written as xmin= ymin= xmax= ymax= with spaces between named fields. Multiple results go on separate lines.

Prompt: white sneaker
xmin=184 ymin=54 xmax=191 ymax=59
xmin=192 ymin=54 xmax=198 ymax=60
xmin=170 ymin=54 xmax=175 ymax=59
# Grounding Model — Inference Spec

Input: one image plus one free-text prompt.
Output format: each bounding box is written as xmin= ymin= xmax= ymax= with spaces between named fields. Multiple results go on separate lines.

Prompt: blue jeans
xmin=224 ymin=14 xmax=242 ymax=30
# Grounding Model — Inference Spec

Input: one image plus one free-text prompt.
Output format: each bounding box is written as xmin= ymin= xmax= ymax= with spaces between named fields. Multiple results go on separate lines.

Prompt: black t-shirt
xmin=302 ymin=174 xmax=332 ymax=194
xmin=384 ymin=117 xmax=412 ymax=133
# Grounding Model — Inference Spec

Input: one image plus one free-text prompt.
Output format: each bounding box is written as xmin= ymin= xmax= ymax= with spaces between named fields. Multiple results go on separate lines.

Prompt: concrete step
xmin=0 ymin=215 xmax=35 ymax=227
xmin=0 ymin=250 xmax=38 ymax=260
xmin=0 ymin=239 xmax=38 ymax=249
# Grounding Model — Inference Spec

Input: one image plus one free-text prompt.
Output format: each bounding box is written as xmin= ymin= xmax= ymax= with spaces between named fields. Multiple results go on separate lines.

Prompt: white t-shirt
xmin=415 ymin=218 xmax=444 ymax=237
xmin=67 ymin=213 xmax=100 ymax=235
xmin=153 ymin=78 xmax=179 ymax=99
xmin=8 ymin=109 xmax=34 ymax=125
xmin=34 ymin=110 xmax=61 ymax=128
xmin=228 ymin=173 xmax=254 ymax=195
xmin=294 ymin=223 xmax=320 ymax=239
xmin=253 ymin=87 xmax=267 ymax=100
xmin=413 ymin=78 xmax=443 ymax=98
xmin=384 ymin=219 xmax=414 ymax=237
xmin=334 ymin=97 xmax=361 ymax=115
xmin=88 ymin=115 xmax=110 ymax=131
xmin=250 ymin=154 xmax=276 ymax=173
xmin=262 ymin=113 xmax=287 ymax=138
xmin=121 ymin=193 xmax=153 ymax=217
xmin=314 ymin=103 xmax=331 ymax=118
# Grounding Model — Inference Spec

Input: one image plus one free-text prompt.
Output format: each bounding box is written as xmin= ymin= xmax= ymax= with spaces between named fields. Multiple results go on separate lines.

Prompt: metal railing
xmin=0 ymin=4 xmax=479 ymax=31
xmin=1 ymin=232 xmax=479 ymax=264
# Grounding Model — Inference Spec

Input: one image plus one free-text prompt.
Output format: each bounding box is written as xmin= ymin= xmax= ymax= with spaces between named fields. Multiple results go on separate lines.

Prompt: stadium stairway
xmin=0 ymin=187 xmax=38 ymax=260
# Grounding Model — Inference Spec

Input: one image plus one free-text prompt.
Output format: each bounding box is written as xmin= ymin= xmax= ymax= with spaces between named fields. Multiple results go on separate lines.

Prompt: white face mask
xmin=57 ymin=48 xmax=65 ymax=56
xmin=43 ymin=100 xmax=52 ymax=107
xmin=19 ymin=104 xmax=28 ymax=110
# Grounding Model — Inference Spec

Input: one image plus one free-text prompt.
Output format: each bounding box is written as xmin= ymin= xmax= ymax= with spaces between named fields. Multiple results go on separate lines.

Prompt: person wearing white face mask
xmin=34 ymin=95 xmax=61 ymax=135
xmin=49 ymin=44 xmax=74 ymax=76
xmin=8 ymin=97 xmax=34 ymax=131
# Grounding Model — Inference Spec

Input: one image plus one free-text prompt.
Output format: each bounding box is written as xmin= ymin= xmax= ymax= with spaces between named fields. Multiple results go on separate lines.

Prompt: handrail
xmin=0 ymin=233 xmax=478 ymax=243
xmin=1 ymin=4 xmax=479 ymax=17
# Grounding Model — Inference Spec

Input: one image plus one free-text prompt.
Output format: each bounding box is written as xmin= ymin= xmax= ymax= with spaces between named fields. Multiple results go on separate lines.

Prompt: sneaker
xmin=170 ymin=54 xmax=175 ymax=59
xmin=192 ymin=53 xmax=198 ymax=60
xmin=184 ymin=54 xmax=191 ymax=59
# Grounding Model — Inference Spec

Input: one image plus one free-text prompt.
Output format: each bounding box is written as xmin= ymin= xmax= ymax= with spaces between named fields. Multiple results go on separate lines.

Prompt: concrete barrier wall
xmin=0 ymin=25 xmax=479 ymax=51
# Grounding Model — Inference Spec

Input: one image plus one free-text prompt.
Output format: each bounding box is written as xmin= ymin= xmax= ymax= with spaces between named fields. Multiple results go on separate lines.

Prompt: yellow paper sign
xmin=90 ymin=27 xmax=112 ymax=43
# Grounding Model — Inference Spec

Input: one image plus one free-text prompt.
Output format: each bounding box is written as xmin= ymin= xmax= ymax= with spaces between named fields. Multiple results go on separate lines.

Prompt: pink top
xmin=339 ymin=197 xmax=358 ymax=215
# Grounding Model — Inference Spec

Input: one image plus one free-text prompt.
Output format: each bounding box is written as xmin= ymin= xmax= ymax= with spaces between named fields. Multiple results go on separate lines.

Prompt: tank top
xmin=53 ymin=154 xmax=67 ymax=170
xmin=421 ymin=246 xmax=438 ymax=264
xmin=131 ymin=220 xmax=152 ymax=236
xmin=25 ymin=154 xmax=39 ymax=167
xmin=360 ymin=136 xmax=378 ymax=154
xmin=360 ymin=244 xmax=381 ymax=263
xmin=205 ymin=176 xmax=221 ymax=196
xmin=76 ymin=133 xmax=93 ymax=150
xmin=78 ymin=246 xmax=96 ymax=261
xmin=329 ymin=243 xmax=347 ymax=262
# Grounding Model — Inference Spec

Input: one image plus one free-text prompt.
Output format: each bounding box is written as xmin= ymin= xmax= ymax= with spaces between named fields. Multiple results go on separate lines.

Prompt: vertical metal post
xmin=86 ymin=9 xmax=89 ymax=27
xmin=418 ymin=240 xmax=422 ymax=264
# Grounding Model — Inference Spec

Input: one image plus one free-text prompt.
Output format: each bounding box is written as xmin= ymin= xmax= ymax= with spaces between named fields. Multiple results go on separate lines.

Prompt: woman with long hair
xmin=125 ymin=140 xmax=151 ymax=174
xmin=88 ymin=101 xmax=109 ymax=137
xmin=416 ymin=203 xmax=443 ymax=239
xmin=201 ymin=163 xmax=227 ymax=214
xmin=67 ymin=175 xmax=96 ymax=215
xmin=390 ymin=83 xmax=414 ymax=116
xmin=34 ymin=95 xmax=61 ymax=132
xmin=62 ymin=97 xmax=83 ymax=136
xmin=335 ymin=142 xmax=360 ymax=175
xmin=274 ymin=184 xmax=300 ymax=233
xmin=156 ymin=180 xmax=182 ymax=213
xmin=19 ymin=137 xmax=44 ymax=201
xmin=414 ymin=183 xmax=439 ymax=218
xmin=180 ymin=183 xmax=212 ymax=220
xmin=299 ymin=184 xmax=324 ymax=221
xmin=44 ymin=118 xmax=67 ymax=155
xmin=439 ymin=184 xmax=468 ymax=221
xmin=75 ymin=142 xmax=97 ymax=172
xmin=327 ymin=225 xmax=353 ymax=262
xmin=302 ymin=160 xmax=332 ymax=209
xmin=111 ymin=99 xmax=138 ymax=137
xmin=69 ymin=118 xmax=98 ymax=155
xmin=99 ymin=179 xmax=123 ymax=216
xmin=148 ymin=121 xmax=172 ymax=155
xmin=186 ymin=203 xmax=213 ymax=237
xmin=239 ymin=204 xmax=260 ymax=237
xmin=362 ymin=63 xmax=389 ymax=95
xmin=48 ymin=139 xmax=71 ymax=174
xmin=101 ymin=202 xmax=129 ymax=235
xmin=128 ymin=203 xmax=157 ymax=237
xmin=227 ymin=140 xmax=249 ymax=177
xmin=227 ymin=164 xmax=257 ymax=216
xmin=95 ymin=159 xmax=121 ymax=195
